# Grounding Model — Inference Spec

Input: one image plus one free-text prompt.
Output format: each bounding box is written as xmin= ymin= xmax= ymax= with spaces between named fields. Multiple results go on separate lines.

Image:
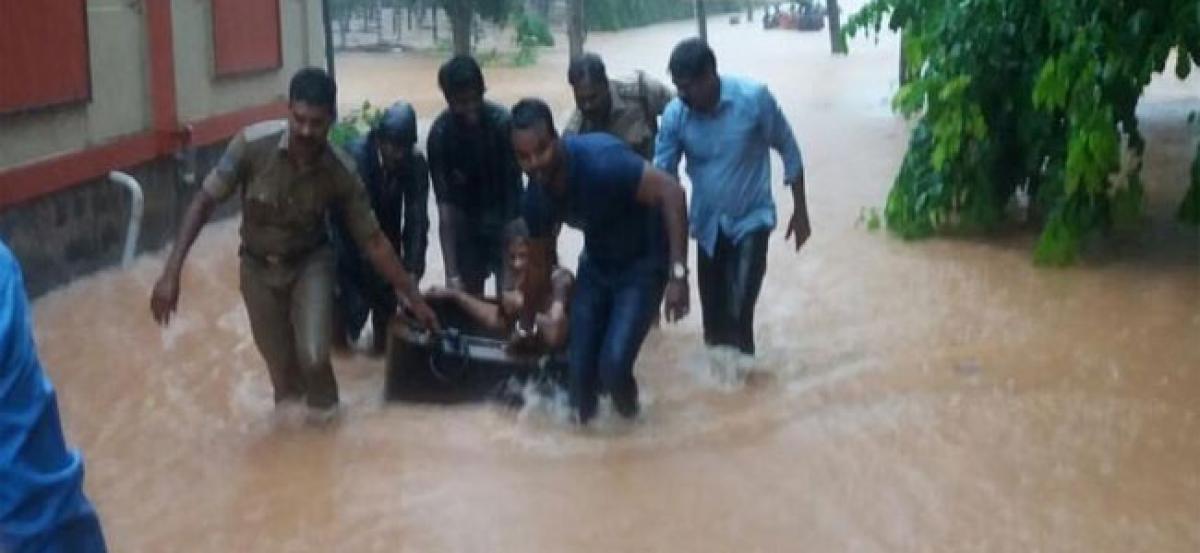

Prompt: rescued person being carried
xmin=424 ymin=219 xmax=573 ymax=355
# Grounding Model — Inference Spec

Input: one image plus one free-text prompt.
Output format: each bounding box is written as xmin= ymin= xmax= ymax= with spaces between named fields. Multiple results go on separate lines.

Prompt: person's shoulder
xmin=429 ymin=110 xmax=454 ymax=135
xmin=483 ymin=100 xmax=511 ymax=126
xmin=569 ymin=135 xmax=643 ymax=179
xmin=229 ymin=119 xmax=286 ymax=162
xmin=565 ymin=133 xmax=624 ymax=165
xmin=610 ymin=75 xmax=643 ymax=99
xmin=569 ymin=132 xmax=626 ymax=152
xmin=725 ymin=75 xmax=771 ymax=101
xmin=613 ymin=71 xmax=669 ymax=92
xmin=241 ymin=119 xmax=288 ymax=146
xmin=662 ymin=97 xmax=686 ymax=119
xmin=326 ymin=143 xmax=359 ymax=182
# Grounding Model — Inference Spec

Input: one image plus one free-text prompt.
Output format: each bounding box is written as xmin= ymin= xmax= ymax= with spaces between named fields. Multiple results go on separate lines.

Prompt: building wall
xmin=0 ymin=0 xmax=151 ymax=168
xmin=0 ymin=0 xmax=330 ymax=296
xmin=173 ymin=0 xmax=327 ymax=123
xmin=0 ymin=143 xmax=231 ymax=298
xmin=1 ymin=0 xmax=327 ymax=171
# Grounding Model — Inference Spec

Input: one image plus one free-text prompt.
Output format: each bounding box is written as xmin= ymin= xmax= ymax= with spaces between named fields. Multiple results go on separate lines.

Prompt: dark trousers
xmin=567 ymin=258 xmax=666 ymax=423
xmin=456 ymin=229 xmax=505 ymax=297
xmin=240 ymin=247 xmax=337 ymax=408
xmin=697 ymin=229 xmax=769 ymax=355
xmin=333 ymin=257 xmax=399 ymax=345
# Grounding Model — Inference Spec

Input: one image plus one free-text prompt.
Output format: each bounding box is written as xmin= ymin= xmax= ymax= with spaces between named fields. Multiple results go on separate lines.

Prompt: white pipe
xmin=109 ymin=171 xmax=144 ymax=267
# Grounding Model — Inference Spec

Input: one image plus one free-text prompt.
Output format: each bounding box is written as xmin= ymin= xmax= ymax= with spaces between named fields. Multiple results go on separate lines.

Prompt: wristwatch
xmin=670 ymin=261 xmax=689 ymax=281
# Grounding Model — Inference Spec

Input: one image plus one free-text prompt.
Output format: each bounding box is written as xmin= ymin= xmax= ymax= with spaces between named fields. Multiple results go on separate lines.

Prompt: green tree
xmin=330 ymin=0 xmax=369 ymax=46
xmin=846 ymin=0 xmax=1200 ymax=264
xmin=827 ymin=0 xmax=847 ymax=54
xmin=585 ymin=0 xmax=739 ymax=32
xmin=568 ymin=0 xmax=585 ymax=58
xmin=441 ymin=0 xmax=512 ymax=55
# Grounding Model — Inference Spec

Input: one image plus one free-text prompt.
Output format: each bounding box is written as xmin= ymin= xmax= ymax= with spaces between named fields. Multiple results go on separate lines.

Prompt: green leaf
xmin=1111 ymin=178 xmax=1144 ymax=230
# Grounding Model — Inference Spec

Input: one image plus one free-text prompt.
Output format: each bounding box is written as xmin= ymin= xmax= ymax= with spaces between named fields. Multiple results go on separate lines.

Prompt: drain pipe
xmin=109 ymin=171 xmax=144 ymax=267
xmin=322 ymin=0 xmax=336 ymax=79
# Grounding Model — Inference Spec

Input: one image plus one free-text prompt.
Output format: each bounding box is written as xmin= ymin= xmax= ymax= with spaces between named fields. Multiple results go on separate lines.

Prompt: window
xmin=0 ymin=0 xmax=90 ymax=114
xmin=212 ymin=0 xmax=283 ymax=77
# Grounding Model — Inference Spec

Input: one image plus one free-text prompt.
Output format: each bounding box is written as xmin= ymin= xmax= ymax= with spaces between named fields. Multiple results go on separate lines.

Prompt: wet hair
xmin=511 ymin=98 xmax=557 ymax=137
xmin=504 ymin=219 xmax=531 ymax=247
xmin=502 ymin=218 xmax=558 ymax=287
xmin=501 ymin=219 xmax=530 ymax=293
xmin=438 ymin=55 xmax=486 ymax=97
xmin=567 ymin=53 xmax=609 ymax=87
xmin=289 ymin=67 xmax=337 ymax=112
xmin=668 ymin=38 xmax=717 ymax=80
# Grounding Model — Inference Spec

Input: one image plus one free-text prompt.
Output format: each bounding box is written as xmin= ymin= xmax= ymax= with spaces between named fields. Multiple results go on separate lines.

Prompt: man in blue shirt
xmin=655 ymin=38 xmax=811 ymax=364
xmin=1 ymin=240 xmax=108 ymax=553
xmin=511 ymin=98 xmax=691 ymax=424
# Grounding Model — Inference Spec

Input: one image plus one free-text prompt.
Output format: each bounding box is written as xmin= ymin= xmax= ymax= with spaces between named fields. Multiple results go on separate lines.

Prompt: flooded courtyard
xmin=25 ymin=10 xmax=1200 ymax=552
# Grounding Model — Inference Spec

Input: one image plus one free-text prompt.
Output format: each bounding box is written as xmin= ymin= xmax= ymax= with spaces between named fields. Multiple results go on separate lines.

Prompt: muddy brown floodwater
xmin=27 ymin=8 xmax=1200 ymax=552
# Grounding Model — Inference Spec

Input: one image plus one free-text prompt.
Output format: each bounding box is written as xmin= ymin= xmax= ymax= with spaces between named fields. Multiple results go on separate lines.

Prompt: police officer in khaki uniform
xmin=564 ymin=53 xmax=675 ymax=161
xmin=150 ymin=68 xmax=439 ymax=422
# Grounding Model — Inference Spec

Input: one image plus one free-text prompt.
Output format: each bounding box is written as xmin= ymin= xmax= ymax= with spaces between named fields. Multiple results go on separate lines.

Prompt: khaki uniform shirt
xmin=204 ymin=120 xmax=381 ymax=263
xmin=564 ymin=71 xmax=675 ymax=160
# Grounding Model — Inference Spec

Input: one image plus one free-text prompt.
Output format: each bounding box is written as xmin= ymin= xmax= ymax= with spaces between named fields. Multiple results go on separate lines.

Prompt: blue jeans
xmin=568 ymin=257 xmax=666 ymax=423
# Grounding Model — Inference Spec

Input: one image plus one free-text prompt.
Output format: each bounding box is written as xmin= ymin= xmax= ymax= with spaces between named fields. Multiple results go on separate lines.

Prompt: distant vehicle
xmin=762 ymin=1 xmax=826 ymax=31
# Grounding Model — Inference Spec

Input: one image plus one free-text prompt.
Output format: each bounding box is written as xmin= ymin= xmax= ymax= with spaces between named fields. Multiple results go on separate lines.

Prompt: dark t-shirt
xmin=426 ymin=101 xmax=524 ymax=233
xmin=523 ymin=134 xmax=666 ymax=269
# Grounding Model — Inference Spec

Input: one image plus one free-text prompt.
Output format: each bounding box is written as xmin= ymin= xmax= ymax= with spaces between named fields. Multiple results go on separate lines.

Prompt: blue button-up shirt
xmin=1 ymin=241 xmax=103 ymax=551
xmin=654 ymin=75 xmax=803 ymax=256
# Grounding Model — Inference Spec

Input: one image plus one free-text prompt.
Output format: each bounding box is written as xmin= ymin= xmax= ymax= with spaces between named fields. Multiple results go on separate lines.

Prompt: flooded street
xmin=29 ymin=11 xmax=1200 ymax=552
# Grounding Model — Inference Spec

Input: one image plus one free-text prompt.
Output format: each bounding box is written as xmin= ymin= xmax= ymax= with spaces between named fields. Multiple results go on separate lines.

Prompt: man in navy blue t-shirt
xmin=510 ymin=98 xmax=691 ymax=424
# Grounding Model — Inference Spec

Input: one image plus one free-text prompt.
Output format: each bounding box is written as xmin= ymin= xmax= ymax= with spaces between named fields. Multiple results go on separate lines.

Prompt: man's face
xmin=501 ymin=238 xmax=531 ymax=318
xmin=507 ymin=238 xmax=530 ymax=282
xmin=446 ymin=88 xmax=484 ymax=128
xmin=512 ymin=124 xmax=560 ymax=188
xmin=572 ymin=78 xmax=611 ymax=124
xmin=377 ymin=138 xmax=407 ymax=171
xmin=288 ymin=101 xmax=334 ymax=158
xmin=672 ymin=70 xmax=720 ymax=113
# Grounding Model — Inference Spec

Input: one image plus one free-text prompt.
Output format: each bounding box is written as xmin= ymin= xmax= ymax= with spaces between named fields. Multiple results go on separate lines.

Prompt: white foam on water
xmin=157 ymin=313 xmax=198 ymax=351
xmin=215 ymin=304 xmax=256 ymax=354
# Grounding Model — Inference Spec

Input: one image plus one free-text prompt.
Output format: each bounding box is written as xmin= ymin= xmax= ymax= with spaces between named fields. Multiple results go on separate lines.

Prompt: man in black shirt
xmin=427 ymin=56 xmax=524 ymax=297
